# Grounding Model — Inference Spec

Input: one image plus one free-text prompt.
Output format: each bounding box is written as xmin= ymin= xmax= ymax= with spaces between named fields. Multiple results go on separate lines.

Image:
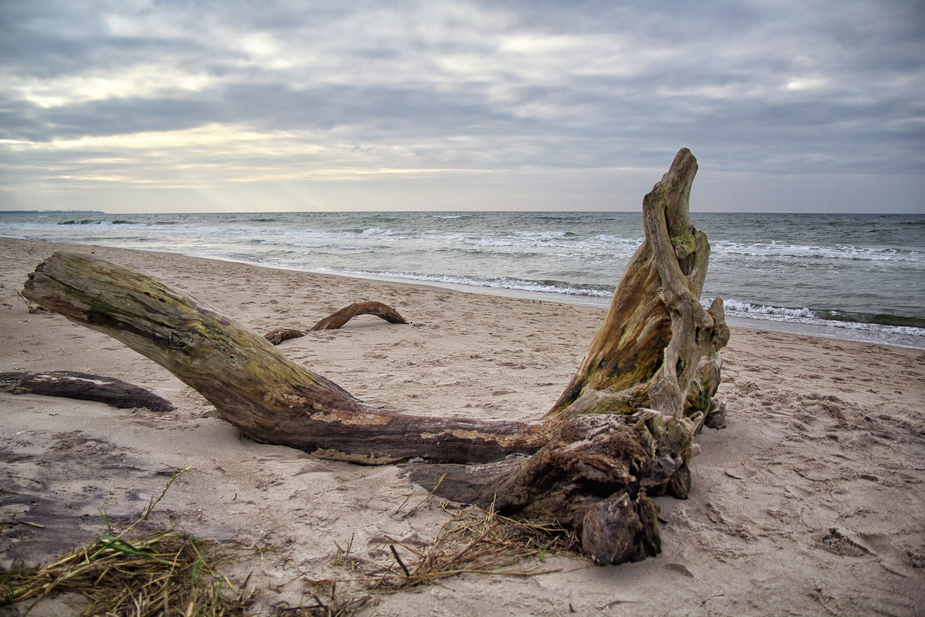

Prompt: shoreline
xmin=2 ymin=236 xmax=924 ymax=616
xmin=7 ymin=235 xmax=923 ymax=350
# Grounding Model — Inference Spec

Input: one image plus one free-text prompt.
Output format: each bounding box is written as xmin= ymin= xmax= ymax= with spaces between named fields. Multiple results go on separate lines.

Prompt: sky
xmin=1 ymin=0 xmax=923 ymax=213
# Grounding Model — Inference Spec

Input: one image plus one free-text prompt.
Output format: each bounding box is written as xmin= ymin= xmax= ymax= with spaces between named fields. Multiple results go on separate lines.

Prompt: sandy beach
xmin=1 ymin=236 xmax=923 ymax=616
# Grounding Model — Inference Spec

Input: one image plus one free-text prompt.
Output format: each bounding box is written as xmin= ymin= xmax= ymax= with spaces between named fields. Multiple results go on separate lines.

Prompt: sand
xmin=1 ymin=236 xmax=923 ymax=616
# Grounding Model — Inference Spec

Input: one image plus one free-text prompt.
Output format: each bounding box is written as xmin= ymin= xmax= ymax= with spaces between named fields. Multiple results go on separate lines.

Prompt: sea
xmin=2 ymin=210 xmax=924 ymax=350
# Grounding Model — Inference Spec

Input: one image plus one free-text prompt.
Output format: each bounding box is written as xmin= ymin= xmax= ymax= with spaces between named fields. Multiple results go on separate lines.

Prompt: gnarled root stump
xmin=19 ymin=148 xmax=728 ymax=566
xmin=409 ymin=407 xmax=697 ymax=564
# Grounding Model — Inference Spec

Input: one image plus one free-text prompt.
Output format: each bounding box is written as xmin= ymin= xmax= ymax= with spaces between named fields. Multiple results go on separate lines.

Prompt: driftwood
xmin=263 ymin=328 xmax=305 ymax=345
xmin=548 ymin=149 xmax=728 ymax=421
xmin=263 ymin=301 xmax=409 ymax=345
xmin=20 ymin=148 xmax=728 ymax=565
xmin=310 ymin=301 xmax=409 ymax=331
xmin=21 ymin=252 xmax=546 ymax=465
xmin=0 ymin=371 xmax=175 ymax=412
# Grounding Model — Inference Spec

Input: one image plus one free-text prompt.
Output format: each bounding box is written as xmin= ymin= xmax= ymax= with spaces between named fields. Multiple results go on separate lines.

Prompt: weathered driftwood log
xmin=310 ymin=301 xmax=409 ymax=331
xmin=20 ymin=148 xmax=728 ymax=565
xmin=21 ymin=253 xmax=546 ymax=465
xmin=0 ymin=371 xmax=175 ymax=412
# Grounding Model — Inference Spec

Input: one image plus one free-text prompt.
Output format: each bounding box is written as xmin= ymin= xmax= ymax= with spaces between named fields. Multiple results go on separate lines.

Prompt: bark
xmin=19 ymin=148 xmax=728 ymax=566
xmin=0 ymin=371 xmax=175 ymax=412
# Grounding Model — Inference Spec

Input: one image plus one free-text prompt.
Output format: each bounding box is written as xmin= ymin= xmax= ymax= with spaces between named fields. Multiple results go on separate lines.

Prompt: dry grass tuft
xmin=372 ymin=505 xmax=580 ymax=591
xmin=0 ymin=469 xmax=261 ymax=616
xmin=0 ymin=529 xmax=255 ymax=616
xmin=298 ymin=503 xmax=583 ymax=615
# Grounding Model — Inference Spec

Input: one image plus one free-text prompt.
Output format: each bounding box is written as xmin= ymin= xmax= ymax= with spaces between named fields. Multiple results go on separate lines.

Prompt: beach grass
xmin=0 ymin=527 xmax=254 ymax=616
xmin=0 ymin=469 xmax=260 ymax=616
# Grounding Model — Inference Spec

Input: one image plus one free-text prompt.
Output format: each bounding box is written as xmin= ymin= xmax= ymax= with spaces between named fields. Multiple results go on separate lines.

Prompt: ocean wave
xmin=723 ymin=299 xmax=815 ymax=319
xmin=451 ymin=232 xmax=640 ymax=253
xmin=511 ymin=230 xmax=574 ymax=240
xmin=596 ymin=234 xmax=645 ymax=245
xmin=322 ymin=268 xmax=615 ymax=298
xmin=713 ymin=241 xmax=920 ymax=263
xmin=720 ymin=299 xmax=925 ymax=336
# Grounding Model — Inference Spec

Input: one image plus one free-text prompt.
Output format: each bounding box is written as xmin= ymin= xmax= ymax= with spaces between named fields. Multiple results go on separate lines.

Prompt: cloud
xmin=0 ymin=0 xmax=922 ymax=210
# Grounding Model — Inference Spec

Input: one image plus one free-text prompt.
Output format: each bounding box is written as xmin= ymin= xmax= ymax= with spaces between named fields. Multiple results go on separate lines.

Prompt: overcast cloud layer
xmin=1 ymin=0 xmax=923 ymax=212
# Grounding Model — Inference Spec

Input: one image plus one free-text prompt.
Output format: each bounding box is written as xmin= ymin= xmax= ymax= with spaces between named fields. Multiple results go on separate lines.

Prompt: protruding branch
xmin=547 ymin=147 xmax=728 ymax=423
